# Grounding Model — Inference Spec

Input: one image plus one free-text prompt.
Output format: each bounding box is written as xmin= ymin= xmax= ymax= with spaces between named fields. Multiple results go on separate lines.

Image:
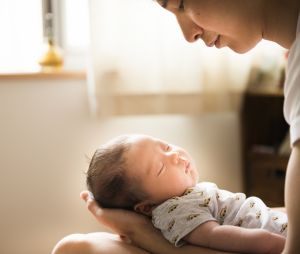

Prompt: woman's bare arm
xmin=80 ymin=191 xmax=236 ymax=254
xmin=283 ymin=141 xmax=300 ymax=253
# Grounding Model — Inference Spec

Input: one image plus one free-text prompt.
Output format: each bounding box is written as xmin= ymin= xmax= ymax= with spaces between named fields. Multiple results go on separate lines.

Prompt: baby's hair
xmin=86 ymin=135 xmax=148 ymax=210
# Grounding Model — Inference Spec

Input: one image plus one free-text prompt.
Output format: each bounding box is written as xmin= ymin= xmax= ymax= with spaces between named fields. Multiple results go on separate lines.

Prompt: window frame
xmin=47 ymin=0 xmax=89 ymax=70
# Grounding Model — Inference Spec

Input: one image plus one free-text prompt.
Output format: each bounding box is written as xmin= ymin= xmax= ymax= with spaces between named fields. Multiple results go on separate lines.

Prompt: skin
xmin=284 ymin=141 xmax=300 ymax=253
xmin=77 ymin=191 xmax=235 ymax=254
xmin=51 ymin=136 xmax=286 ymax=254
xmin=123 ymin=135 xmax=286 ymax=253
xmin=52 ymin=191 xmax=236 ymax=254
xmin=156 ymin=0 xmax=299 ymax=52
xmin=184 ymin=221 xmax=285 ymax=253
xmin=156 ymin=1 xmax=300 ymax=253
xmin=53 ymin=0 xmax=300 ymax=253
xmin=123 ymin=135 xmax=199 ymax=212
xmin=52 ymin=135 xmax=235 ymax=254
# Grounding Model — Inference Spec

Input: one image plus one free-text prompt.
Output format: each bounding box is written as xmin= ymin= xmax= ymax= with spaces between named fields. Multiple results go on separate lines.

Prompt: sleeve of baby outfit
xmin=152 ymin=196 xmax=217 ymax=247
xmin=284 ymin=14 xmax=300 ymax=146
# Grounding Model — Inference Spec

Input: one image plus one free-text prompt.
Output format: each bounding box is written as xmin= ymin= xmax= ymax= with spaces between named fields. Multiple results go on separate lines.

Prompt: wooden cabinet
xmin=241 ymin=87 xmax=290 ymax=207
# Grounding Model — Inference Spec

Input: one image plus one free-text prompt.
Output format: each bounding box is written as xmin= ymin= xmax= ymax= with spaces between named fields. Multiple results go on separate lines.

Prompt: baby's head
xmin=86 ymin=135 xmax=148 ymax=210
xmin=86 ymin=134 xmax=199 ymax=214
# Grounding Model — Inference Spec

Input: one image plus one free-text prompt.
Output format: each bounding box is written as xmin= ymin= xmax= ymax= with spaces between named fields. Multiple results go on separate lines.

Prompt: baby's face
xmin=125 ymin=135 xmax=199 ymax=204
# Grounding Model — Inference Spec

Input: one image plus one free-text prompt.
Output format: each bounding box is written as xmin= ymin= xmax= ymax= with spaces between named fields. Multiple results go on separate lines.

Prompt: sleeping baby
xmin=86 ymin=134 xmax=287 ymax=254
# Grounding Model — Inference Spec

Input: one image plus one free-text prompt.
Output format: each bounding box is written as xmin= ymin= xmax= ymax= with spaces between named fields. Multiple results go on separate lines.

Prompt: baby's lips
xmin=185 ymin=161 xmax=190 ymax=173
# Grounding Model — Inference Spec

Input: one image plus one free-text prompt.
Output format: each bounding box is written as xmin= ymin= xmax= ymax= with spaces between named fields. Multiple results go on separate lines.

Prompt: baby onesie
xmin=152 ymin=182 xmax=287 ymax=247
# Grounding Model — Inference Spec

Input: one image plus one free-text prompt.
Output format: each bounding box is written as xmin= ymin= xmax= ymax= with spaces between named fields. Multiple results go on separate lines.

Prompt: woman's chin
xmin=230 ymin=46 xmax=251 ymax=54
xmin=230 ymin=41 xmax=260 ymax=54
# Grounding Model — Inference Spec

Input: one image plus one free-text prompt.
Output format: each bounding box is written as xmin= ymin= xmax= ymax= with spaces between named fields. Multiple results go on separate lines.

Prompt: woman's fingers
xmin=80 ymin=190 xmax=151 ymax=236
xmin=80 ymin=190 xmax=90 ymax=201
xmin=79 ymin=190 xmax=174 ymax=252
xmin=80 ymin=190 xmax=103 ymax=216
xmin=80 ymin=190 xmax=130 ymax=234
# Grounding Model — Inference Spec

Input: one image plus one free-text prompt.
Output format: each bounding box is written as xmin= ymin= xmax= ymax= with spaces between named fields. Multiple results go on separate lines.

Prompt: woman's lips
xmin=208 ymin=35 xmax=220 ymax=47
xmin=214 ymin=35 xmax=221 ymax=48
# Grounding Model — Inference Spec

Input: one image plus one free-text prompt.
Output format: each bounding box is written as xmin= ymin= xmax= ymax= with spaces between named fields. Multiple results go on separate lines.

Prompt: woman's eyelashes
xmin=179 ymin=0 xmax=185 ymax=11
xmin=160 ymin=0 xmax=168 ymax=8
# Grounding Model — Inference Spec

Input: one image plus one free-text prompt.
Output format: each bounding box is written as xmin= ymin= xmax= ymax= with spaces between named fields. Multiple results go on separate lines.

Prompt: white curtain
xmin=87 ymin=0 xmax=285 ymax=116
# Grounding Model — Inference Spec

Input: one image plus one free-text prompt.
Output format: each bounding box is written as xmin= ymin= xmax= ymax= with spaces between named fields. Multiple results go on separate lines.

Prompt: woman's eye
xmin=179 ymin=0 xmax=184 ymax=11
xmin=166 ymin=145 xmax=170 ymax=151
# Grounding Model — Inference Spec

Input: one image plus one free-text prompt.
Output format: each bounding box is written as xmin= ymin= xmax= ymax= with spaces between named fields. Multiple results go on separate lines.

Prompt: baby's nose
xmin=179 ymin=155 xmax=187 ymax=163
xmin=170 ymin=151 xmax=180 ymax=164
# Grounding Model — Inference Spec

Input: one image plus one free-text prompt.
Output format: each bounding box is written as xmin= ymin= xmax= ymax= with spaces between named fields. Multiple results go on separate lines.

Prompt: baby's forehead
xmin=128 ymin=135 xmax=165 ymax=147
xmin=125 ymin=136 xmax=162 ymax=160
xmin=129 ymin=136 xmax=155 ymax=149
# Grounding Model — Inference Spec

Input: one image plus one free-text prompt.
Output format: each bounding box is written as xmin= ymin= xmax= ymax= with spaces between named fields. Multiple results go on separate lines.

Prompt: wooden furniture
xmin=241 ymin=86 xmax=290 ymax=207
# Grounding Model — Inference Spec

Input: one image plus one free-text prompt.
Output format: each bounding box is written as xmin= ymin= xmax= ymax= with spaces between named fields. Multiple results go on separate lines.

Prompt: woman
xmin=52 ymin=0 xmax=300 ymax=253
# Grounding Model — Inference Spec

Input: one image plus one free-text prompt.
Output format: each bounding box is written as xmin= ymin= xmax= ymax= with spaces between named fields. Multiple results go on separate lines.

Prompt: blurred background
xmin=0 ymin=0 xmax=290 ymax=253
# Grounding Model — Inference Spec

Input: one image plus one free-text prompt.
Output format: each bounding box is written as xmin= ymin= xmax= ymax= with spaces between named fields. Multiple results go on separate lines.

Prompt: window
xmin=0 ymin=0 xmax=89 ymax=73
xmin=63 ymin=0 xmax=90 ymax=50
xmin=60 ymin=0 xmax=90 ymax=70
xmin=0 ymin=0 xmax=43 ymax=72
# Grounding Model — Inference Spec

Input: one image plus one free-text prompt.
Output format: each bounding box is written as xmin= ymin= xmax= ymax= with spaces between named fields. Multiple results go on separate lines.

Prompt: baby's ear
xmin=134 ymin=201 xmax=155 ymax=216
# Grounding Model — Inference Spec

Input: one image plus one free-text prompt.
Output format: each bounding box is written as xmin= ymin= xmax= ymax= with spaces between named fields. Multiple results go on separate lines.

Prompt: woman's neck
xmin=262 ymin=0 xmax=300 ymax=48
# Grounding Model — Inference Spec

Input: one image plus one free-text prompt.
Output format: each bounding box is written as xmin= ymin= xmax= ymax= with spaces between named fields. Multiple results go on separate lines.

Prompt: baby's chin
xmin=192 ymin=168 xmax=199 ymax=184
xmin=192 ymin=178 xmax=199 ymax=185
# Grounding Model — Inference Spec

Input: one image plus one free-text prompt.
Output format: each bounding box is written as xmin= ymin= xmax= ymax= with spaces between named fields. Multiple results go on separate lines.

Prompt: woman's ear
xmin=134 ymin=201 xmax=155 ymax=216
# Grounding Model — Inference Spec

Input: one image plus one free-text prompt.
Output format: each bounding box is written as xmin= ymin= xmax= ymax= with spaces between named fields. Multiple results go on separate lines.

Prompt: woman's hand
xmin=80 ymin=191 xmax=151 ymax=239
xmin=80 ymin=191 xmax=236 ymax=254
xmin=81 ymin=190 xmax=174 ymax=253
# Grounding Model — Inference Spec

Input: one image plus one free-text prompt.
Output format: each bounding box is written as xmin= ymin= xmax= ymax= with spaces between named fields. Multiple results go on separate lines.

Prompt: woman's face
xmin=157 ymin=0 xmax=264 ymax=53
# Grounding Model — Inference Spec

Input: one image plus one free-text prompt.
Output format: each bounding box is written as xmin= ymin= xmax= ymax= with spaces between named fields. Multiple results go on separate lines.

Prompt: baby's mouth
xmin=185 ymin=161 xmax=190 ymax=173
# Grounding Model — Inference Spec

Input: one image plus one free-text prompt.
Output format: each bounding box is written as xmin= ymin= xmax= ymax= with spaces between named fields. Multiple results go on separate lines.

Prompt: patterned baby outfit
xmin=152 ymin=182 xmax=287 ymax=247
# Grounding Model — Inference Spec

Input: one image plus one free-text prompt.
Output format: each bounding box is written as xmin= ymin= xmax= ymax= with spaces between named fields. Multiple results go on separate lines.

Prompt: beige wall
xmin=0 ymin=77 xmax=242 ymax=254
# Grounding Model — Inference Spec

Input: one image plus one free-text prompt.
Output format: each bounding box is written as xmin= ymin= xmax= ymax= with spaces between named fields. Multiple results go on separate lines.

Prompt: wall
xmin=0 ymin=77 xmax=242 ymax=254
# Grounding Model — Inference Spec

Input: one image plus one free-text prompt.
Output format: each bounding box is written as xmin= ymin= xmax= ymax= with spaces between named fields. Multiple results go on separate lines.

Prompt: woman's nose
xmin=185 ymin=28 xmax=202 ymax=43
xmin=177 ymin=16 xmax=203 ymax=43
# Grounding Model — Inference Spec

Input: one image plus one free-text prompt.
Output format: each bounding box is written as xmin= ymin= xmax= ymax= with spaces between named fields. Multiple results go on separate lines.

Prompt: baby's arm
xmin=184 ymin=221 xmax=285 ymax=254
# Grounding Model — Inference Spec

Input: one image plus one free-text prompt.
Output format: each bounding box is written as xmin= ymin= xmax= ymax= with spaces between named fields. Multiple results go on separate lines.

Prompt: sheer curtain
xmin=87 ymin=0 xmax=285 ymax=116
xmin=0 ymin=0 xmax=43 ymax=72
